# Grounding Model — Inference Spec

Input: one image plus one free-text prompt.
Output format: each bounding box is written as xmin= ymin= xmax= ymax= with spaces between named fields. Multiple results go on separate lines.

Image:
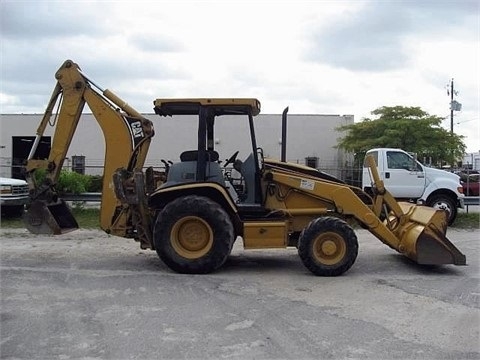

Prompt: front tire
xmin=427 ymin=194 xmax=457 ymax=225
xmin=154 ymin=195 xmax=234 ymax=274
xmin=298 ymin=217 xmax=358 ymax=276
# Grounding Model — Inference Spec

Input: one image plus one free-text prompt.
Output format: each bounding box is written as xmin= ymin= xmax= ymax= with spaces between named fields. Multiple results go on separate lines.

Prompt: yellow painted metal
xmin=152 ymin=182 xmax=238 ymax=214
xmin=24 ymin=60 xmax=154 ymax=238
xmin=364 ymin=155 xmax=465 ymax=264
xmin=23 ymin=60 xmax=465 ymax=270
xmin=312 ymin=232 xmax=347 ymax=266
xmin=83 ymin=89 xmax=153 ymax=235
xmin=263 ymin=156 xmax=466 ymax=265
xmin=243 ymin=221 xmax=287 ymax=249
xmin=170 ymin=216 xmax=214 ymax=259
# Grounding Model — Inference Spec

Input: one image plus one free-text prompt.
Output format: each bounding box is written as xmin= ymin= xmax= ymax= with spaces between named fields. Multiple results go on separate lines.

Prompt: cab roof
xmin=153 ymin=98 xmax=261 ymax=117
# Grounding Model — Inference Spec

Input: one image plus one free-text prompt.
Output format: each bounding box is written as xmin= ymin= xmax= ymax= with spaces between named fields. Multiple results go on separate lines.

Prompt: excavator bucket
xmin=388 ymin=203 xmax=466 ymax=265
xmin=24 ymin=199 xmax=79 ymax=235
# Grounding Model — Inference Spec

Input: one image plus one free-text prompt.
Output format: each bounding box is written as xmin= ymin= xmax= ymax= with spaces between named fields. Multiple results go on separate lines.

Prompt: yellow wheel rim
xmin=312 ymin=232 xmax=347 ymax=265
xmin=171 ymin=216 xmax=213 ymax=259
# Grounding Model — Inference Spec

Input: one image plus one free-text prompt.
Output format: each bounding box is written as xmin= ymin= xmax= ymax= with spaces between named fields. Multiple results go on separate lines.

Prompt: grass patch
xmin=71 ymin=207 xmax=101 ymax=228
xmin=450 ymin=212 xmax=480 ymax=229
xmin=1 ymin=207 xmax=101 ymax=229
xmin=0 ymin=217 xmax=25 ymax=229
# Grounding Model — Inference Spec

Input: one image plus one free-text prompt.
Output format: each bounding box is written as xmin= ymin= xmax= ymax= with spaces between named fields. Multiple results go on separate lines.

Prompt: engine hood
xmin=264 ymin=159 xmax=344 ymax=184
xmin=0 ymin=177 xmax=28 ymax=186
xmin=424 ymin=167 xmax=460 ymax=184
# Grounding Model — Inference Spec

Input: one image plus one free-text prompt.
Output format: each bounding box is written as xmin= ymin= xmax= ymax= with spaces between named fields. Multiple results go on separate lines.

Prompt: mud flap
xmin=24 ymin=199 xmax=79 ymax=235
xmin=389 ymin=203 xmax=466 ymax=266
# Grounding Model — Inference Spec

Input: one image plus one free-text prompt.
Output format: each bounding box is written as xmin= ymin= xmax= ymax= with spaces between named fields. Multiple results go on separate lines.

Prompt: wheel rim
xmin=312 ymin=232 xmax=347 ymax=265
xmin=171 ymin=216 xmax=213 ymax=259
xmin=432 ymin=201 xmax=452 ymax=219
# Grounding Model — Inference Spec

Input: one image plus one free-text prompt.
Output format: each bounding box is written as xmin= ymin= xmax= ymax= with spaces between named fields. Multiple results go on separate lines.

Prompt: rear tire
xmin=154 ymin=195 xmax=234 ymax=274
xmin=298 ymin=217 xmax=358 ymax=276
xmin=427 ymin=194 xmax=457 ymax=225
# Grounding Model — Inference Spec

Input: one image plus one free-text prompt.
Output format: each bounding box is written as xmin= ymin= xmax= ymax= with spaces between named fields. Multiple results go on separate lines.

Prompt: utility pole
xmin=450 ymin=78 xmax=454 ymax=133
xmin=446 ymin=79 xmax=462 ymax=168
xmin=448 ymin=78 xmax=461 ymax=134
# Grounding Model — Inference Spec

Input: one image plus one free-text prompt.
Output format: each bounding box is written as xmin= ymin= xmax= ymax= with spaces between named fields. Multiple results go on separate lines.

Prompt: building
xmin=462 ymin=151 xmax=480 ymax=171
xmin=0 ymin=112 xmax=354 ymax=179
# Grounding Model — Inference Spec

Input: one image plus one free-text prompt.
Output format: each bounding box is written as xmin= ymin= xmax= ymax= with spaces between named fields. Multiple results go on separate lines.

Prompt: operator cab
xmin=153 ymin=98 xmax=263 ymax=206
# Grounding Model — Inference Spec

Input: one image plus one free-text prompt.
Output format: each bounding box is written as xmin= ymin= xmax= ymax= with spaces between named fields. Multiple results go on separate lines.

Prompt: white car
xmin=0 ymin=177 xmax=29 ymax=218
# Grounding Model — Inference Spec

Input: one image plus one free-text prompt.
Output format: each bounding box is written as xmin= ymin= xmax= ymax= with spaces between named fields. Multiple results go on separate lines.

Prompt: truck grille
xmin=12 ymin=184 xmax=29 ymax=195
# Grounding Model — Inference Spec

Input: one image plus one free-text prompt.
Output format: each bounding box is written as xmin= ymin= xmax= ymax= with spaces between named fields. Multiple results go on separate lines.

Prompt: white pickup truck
xmin=0 ymin=177 xmax=29 ymax=218
xmin=362 ymin=148 xmax=464 ymax=225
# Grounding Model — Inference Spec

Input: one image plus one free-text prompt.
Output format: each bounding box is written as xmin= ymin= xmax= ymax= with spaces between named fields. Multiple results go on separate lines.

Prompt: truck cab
xmin=362 ymin=148 xmax=464 ymax=225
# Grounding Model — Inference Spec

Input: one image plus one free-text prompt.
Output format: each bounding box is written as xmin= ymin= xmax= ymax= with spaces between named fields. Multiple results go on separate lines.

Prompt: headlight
xmin=1 ymin=185 xmax=12 ymax=194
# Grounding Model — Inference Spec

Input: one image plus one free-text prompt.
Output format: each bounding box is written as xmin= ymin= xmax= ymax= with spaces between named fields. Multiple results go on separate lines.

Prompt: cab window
xmin=386 ymin=151 xmax=421 ymax=171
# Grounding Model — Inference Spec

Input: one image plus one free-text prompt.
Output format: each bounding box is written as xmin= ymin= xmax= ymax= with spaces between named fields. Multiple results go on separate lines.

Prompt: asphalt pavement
xmin=1 ymin=227 xmax=479 ymax=359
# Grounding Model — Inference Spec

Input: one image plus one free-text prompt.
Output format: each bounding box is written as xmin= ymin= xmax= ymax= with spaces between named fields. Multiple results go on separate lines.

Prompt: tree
xmin=336 ymin=106 xmax=465 ymax=166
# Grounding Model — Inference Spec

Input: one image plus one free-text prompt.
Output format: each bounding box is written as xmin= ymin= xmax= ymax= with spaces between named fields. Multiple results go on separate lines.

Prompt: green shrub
xmin=57 ymin=171 xmax=91 ymax=194
xmin=33 ymin=169 xmax=94 ymax=194
xmin=87 ymin=175 xmax=103 ymax=192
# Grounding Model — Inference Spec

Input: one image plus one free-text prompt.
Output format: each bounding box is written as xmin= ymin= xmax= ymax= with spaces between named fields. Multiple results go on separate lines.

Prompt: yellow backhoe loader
xmin=23 ymin=60 xmax=466 ymax=276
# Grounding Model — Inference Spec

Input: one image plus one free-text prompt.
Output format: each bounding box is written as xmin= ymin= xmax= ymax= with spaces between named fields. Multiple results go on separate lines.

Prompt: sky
xmin=1 ymin=0 xmax=479 ymax=152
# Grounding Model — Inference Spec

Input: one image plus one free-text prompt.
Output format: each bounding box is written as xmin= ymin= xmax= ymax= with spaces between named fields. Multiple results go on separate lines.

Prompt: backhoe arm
xmin=24 ymin=60 xmax=154 ymax=238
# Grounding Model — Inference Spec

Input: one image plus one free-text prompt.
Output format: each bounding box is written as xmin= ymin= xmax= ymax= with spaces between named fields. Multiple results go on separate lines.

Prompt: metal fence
xmin=1 ymin=156 xmax=365 ymax=185
xmin=4 ymin=157 xmax=478 ymax=211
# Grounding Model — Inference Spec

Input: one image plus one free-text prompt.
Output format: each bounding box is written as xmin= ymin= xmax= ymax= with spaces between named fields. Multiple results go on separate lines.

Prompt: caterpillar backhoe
xmin=23 ymin=60 xmax=466 ymax=276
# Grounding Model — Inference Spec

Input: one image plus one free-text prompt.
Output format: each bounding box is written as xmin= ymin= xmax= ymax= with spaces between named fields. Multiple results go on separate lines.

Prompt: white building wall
xmin=0 ymin=113 xmax=354 ymax=178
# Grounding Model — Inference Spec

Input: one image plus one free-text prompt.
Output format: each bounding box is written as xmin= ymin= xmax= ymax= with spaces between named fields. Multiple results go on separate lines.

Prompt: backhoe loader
xmin=23 ymin=60 xmax=466 ymax=276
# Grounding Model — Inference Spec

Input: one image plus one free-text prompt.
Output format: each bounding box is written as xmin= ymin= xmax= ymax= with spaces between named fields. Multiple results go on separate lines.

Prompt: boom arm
xmin=24 ymin=60 xmax=154 ymax=237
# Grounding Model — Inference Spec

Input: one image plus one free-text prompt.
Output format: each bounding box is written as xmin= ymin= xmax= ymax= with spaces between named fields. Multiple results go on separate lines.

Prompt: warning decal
xmin=300 ymin=179 xmax=314 ymax=191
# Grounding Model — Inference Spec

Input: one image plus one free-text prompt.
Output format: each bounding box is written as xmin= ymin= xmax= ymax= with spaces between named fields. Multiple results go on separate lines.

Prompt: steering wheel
xmin=223 ymin=151 xmax=239 ymax=167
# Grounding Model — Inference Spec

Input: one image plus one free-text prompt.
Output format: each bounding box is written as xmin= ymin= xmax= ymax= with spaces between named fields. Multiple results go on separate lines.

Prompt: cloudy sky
xmin=1 ymin=0 xmax=479 ymax=152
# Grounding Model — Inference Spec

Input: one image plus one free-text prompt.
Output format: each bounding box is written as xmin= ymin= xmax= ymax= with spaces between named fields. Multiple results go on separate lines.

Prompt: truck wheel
xmin=427 ymin=195 xmax=457 ymax=225
xmin=298 ymin=217 xmax=358 ymax=276
xmin=154 ymin=195 xmax=234 ymax=274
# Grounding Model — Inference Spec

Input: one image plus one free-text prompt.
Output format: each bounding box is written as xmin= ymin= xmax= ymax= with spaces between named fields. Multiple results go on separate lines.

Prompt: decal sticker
xmin=124 ymin=116 xmax=146 ymax=148
xmin=300 ymin=179 xmax=314 ymax=191
xmin=130 ymin=121 xmax=144 ymax=138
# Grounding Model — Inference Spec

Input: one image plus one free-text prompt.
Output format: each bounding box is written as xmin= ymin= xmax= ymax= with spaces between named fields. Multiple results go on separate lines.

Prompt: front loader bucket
xmin=24 ymin=199 xmax=79 ymax=235
xmin=388 ymin=203 xmax=466 ymax=265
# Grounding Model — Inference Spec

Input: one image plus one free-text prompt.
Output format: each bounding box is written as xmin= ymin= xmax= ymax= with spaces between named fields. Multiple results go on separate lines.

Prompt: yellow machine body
xmin=23 ymin=60 xmax=465 ymax=276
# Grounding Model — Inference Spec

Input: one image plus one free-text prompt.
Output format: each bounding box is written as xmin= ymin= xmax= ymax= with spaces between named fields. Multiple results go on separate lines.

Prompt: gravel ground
xmin=1 ymin=227 xmax=479 ymax=360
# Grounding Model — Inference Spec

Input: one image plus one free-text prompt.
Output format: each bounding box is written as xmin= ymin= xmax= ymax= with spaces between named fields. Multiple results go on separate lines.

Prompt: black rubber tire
xmin=427 ymin=194 xmax=457 ymax=225
xmin=298 ymin=217 xmax=358 ymax=276
xmin=154 ymin=195 xmax=234 ymax=274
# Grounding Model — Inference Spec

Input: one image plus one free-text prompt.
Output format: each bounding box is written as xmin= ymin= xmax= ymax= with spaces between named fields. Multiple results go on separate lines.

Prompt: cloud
xmin=0 ymin=0 xmax=187 ymax=114
xmin=0 ymin=0 xmax=478 ymax=152
xmin=0 ymin=1 xmax=111 ymax=40
xmin=306 ymin=0 xmax=479 ymax=72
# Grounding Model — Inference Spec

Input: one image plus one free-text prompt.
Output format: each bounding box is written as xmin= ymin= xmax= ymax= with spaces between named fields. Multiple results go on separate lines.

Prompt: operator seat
xmin=160 ymin=150 xmax=224 ymax=189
